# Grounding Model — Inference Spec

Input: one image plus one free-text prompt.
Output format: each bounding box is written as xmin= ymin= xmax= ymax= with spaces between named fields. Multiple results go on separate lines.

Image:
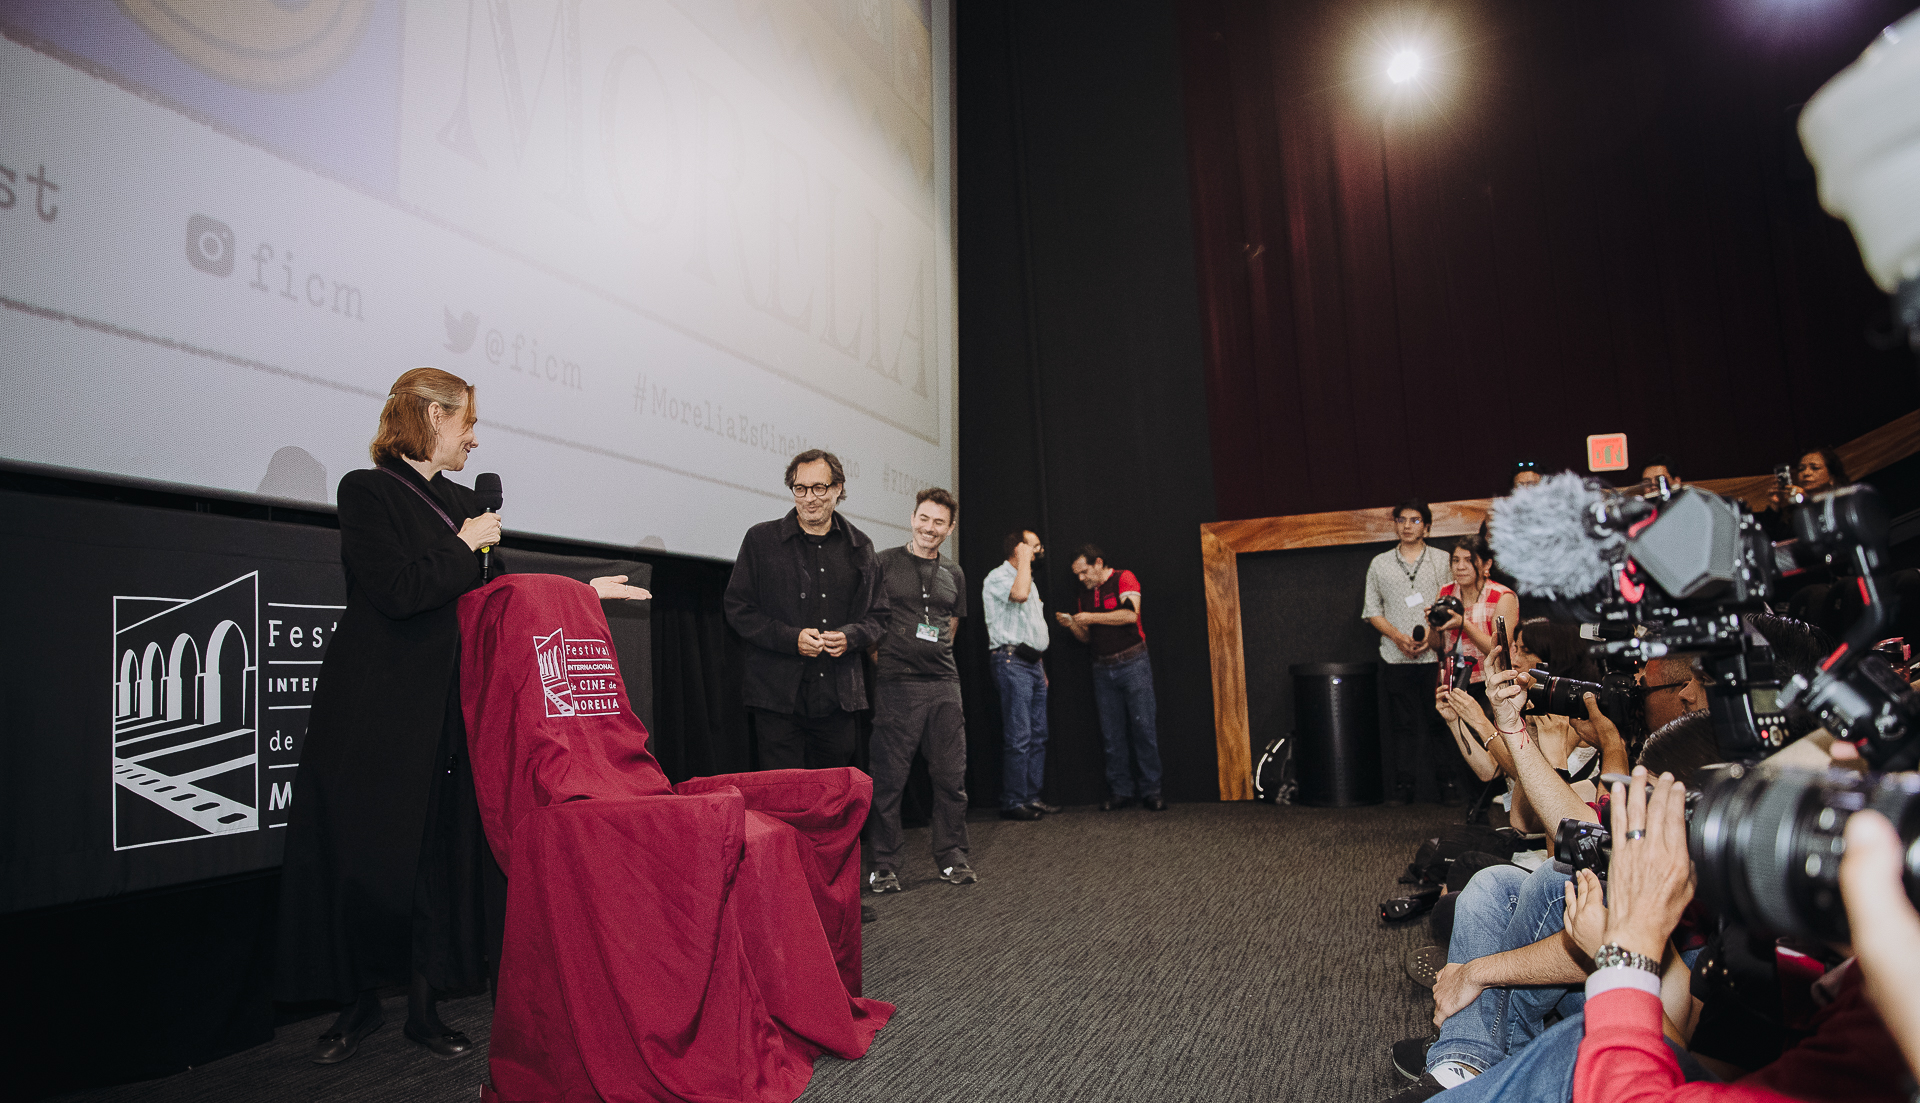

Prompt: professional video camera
xmin=1492 ymin=475 xmax=1919 ymax=769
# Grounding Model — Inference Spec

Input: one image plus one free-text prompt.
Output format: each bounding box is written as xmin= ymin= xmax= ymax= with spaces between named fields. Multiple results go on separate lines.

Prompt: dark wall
xmin=1180 ymin=0 xmax=1920 ymax=521
xmin=1239 ymin=537 xmax=1465 ymax=798
xmin=956 ymin=0 xmax=1221 ymax=804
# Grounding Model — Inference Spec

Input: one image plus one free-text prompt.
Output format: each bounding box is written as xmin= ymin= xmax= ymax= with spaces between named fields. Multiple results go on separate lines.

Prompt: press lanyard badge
xmin=916 ymin=620 xmax=940 ymax=642
xmin=1404 ymin=592 xmax=1425 ymax=609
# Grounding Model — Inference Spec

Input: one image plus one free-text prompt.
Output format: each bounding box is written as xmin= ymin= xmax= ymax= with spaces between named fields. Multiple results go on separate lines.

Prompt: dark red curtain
xmin=1179 ymin=0 xmax=1920 ymax=522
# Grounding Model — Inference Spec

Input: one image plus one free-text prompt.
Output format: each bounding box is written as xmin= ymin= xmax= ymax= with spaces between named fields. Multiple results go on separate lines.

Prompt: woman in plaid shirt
xmin=1430 ymin=541 xmax=1519 ymax=692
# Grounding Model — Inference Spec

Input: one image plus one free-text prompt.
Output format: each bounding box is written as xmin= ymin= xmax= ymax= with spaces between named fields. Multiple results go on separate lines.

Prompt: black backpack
xmin=1253 ymin=736 xmax=1295 ymax=804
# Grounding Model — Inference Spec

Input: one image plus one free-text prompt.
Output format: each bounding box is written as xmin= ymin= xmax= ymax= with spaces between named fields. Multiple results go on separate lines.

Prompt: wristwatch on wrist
xmin=1593 ymin=943 xmax=1660 ymax=974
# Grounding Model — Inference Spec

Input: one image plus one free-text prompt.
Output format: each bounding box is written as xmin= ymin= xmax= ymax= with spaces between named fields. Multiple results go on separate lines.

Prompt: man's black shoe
xmin=311 ymin=1013 xmax=384 ymax=1064
xmin=1141 ymin=794 xmax=1167 ymax=811
xmin=1028 ymin=799 xmax=1061 ymax=815
xmin=1000 ymin=804 xmax=1043 ymax=821
xmin=861 ymin=905 xmax=878 ymax=924
xmin=404 ymin=1022 xmax=475 ymax=1060
xmin=1390 ymin=1036 xmax=1432 ymax=1081
xmin=1099 ymin=796 xmax=1136 ymax=811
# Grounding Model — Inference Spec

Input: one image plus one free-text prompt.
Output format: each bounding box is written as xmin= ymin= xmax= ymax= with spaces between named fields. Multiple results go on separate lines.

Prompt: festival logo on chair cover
xmin=533 ymin=629 xmax=622 ymax=718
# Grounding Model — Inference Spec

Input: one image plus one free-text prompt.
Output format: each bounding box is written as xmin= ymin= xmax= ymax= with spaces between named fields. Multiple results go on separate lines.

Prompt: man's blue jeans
xmin=991 ymin=651 xmax=1048 ymax=808
xmin=1429 ymin=863 xmax=1581 ymax=1075
xmin=1439 ymin=1009 xmax=1715 ymax=1102
xmin=1090 ymin=648 xmax=1163 ymax=799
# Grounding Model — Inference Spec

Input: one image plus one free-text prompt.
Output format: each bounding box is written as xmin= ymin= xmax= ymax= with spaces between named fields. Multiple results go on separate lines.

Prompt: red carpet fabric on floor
xmin=460 ymin=574 xmax=893 ymax=1103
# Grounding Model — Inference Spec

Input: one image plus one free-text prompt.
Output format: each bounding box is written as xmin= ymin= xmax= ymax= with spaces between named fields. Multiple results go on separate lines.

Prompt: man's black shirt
xmin=723 ymin=509 xmax=888 ymax=715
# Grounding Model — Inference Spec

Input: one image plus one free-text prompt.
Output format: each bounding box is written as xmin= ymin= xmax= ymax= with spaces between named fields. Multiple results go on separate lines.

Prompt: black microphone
xmin=473 ymin=472 xmax=503 ymax=580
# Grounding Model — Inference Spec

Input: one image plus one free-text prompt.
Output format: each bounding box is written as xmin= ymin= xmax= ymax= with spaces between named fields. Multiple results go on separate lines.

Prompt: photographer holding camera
xmin=1429 ymin=541 xmax=1520 ymax=698
xmin=1565 ymin=764 xmax=1908 ymax=1103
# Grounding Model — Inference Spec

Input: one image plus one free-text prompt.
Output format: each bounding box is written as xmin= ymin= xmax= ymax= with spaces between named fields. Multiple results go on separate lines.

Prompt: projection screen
xmin=0 ymin=0 xmax=956 ymax=560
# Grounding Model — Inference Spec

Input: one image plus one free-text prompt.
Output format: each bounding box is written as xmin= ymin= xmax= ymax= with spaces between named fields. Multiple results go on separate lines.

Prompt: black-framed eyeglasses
xmin=791 ymin=483 xmax=839 ymax=499
xmin=1395 ymin=516 xmax=1426 ymax=525
xmin=1643 ymin=680 xmax=1691 ymax=695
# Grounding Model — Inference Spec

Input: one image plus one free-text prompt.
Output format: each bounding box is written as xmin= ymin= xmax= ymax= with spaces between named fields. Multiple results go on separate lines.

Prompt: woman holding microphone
xmin=275 ymin=368 xmax=645 ymax=1064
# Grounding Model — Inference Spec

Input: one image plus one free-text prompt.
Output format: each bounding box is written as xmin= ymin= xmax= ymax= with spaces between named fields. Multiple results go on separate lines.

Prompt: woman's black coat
xmin=274 ymin=458 xmax=498 ymax=1002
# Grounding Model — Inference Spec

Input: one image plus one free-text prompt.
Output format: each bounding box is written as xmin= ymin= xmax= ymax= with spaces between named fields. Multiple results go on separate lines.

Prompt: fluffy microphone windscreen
xmin=474 ymin=472 xmax=503 ymax=513
xmin=1489 ymin=472 xmax=1620 ymax=598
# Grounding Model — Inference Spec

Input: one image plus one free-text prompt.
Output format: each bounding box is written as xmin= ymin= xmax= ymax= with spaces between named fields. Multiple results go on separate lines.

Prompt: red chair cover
xmin=460 ymin=574 xmax=892 ymax=1103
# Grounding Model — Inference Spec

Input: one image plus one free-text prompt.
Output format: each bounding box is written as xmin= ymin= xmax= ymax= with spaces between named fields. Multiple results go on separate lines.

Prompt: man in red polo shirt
xmin=1056 ymin=544 xmax=1165 ymax=811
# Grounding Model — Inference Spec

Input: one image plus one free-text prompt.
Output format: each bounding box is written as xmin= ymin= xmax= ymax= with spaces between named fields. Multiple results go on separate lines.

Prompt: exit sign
xmin=1587 ymin=433 xmax=1629 ymax=472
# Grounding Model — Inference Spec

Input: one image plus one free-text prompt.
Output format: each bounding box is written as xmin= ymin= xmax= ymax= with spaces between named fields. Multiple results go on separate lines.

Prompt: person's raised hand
xmin=1602 ymin=766 xmax=1693 ymax=961
xmin=1013 ymin=541 xmax=1035 ymax=567
xmin=1840 ymin=808 xmax=1920 ymax=1080
xmin=819 ymin=630 xmax=849 ymax=657
xmin=1446 ymin=689 xmax=1495 ymax=743
xmin=458 ymin=512 xmax=502 ymax=553
xmin=1435 ymin=685 xmax=1460 ymax=723
xmin=1485 ymin=655 xmax=1527 ymax=736
xmin=588 ymin=575 xmax=651 ymax=601
xmin=1570 ymin=691 xmax=1624 ymax=750
xmin=797 ymin=628 xmax=826 ymax=657
xmin=1563 ymin=868 xmax=1608 ymax=962
xmin=1432 ymin=962 xmax=1485 ymax=1028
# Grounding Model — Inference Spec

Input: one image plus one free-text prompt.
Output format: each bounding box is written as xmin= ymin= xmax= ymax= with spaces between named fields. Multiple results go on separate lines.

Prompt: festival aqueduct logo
xmin=111 ymin=574 xmax=260 ymax=849
xmin=533 ymin=629 xmax=622 ymax=718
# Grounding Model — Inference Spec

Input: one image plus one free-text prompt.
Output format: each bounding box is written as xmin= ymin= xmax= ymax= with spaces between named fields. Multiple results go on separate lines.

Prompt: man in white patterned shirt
xmin=1363 ymin=500 xmax=1457 ymax=805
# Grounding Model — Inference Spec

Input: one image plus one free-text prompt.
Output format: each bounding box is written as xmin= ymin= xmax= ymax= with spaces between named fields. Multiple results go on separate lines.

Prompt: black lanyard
xmin=910 ymin=547 xmax=939 ymax=621
xmin=378 ymin=466 xmax=457 ymax=532
xmin=1396 ymin=547 xmax=1429 ymax=587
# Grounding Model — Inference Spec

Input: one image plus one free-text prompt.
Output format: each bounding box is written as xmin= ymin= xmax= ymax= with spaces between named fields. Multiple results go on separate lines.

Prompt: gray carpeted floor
xmin=55 ymin=801 xmax=1457 ymax=1103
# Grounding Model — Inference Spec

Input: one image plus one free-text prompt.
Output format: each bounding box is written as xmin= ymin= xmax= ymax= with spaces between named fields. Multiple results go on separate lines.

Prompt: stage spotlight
xmin=1387 ymin=50 xmax=1422 ymax=84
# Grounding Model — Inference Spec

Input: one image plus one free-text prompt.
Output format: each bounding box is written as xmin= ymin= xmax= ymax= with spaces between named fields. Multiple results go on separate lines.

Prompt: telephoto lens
xmin=1689 ymin=764 xmax=1920 ymax=943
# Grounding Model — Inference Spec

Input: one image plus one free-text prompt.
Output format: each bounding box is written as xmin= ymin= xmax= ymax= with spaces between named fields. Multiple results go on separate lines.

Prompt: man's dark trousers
xmin=752 ymin=707 xmax=858 ymax=770
xmin=1380 ymin=661 xmax=1464 ymax=801
xmin=867 ymin=680 xmax=969 ymax=872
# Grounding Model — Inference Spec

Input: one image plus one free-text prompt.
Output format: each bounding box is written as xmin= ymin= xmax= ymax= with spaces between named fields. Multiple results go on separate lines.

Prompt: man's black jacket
xmin=724 ymin=509 xmax=890 ymax=714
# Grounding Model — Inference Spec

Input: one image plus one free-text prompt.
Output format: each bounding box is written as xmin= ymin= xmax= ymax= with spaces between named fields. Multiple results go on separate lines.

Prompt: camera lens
xmin=1689 ymin=765 xmax=1920 ymax=943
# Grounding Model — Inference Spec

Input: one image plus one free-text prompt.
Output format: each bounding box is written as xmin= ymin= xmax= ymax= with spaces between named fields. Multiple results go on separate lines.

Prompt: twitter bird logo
xmin=443 ymin=308 xmax=479 ymax=353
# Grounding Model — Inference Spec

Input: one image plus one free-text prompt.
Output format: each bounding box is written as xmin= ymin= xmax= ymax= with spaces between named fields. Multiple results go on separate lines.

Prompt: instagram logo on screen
xmin=186 ymin=214 xmax=234 ymax=277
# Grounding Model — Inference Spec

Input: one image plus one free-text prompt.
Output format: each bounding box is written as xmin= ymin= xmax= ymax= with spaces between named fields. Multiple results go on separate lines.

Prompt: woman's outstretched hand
xmin=590 ymin=575 xmax=651 ymax=601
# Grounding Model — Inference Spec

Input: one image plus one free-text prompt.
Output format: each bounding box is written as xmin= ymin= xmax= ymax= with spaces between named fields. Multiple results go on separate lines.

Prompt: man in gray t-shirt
xmin=866 ymin=488 xmax=975 ymax=893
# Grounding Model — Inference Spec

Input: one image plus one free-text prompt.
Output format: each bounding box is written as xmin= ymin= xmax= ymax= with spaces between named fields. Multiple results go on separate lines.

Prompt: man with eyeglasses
xmin=1364 ymin=500 xmax=1455 ymax=805
xmin=1641 ymin=655 xmax=1707 ymax=732
xmin=725 ymin=449 xmax=889 ymax=770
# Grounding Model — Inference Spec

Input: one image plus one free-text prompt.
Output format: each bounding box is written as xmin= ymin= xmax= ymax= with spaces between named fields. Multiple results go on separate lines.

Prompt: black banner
xmin=0 ymin=490 xmax=651 ymax=913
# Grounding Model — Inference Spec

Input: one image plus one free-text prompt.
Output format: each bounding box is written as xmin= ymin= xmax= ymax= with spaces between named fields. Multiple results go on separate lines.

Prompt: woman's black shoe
xmin=311 ymin=1014 xmax=384 ymax=1064
xmin=404 ymin=1021 xmax=476 ymax=1060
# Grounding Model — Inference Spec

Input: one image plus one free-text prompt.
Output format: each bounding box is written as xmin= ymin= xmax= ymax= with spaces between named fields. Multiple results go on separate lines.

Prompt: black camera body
xmin=1553 ymin=782 xmax=1703 ymax=882
xmin=1428 ymin=594 xmax=1465 ymax=628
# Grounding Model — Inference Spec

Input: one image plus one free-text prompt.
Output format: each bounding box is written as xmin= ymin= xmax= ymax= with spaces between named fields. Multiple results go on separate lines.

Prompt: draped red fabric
xmin=460 ymin=574 xmax=892 ymax=1103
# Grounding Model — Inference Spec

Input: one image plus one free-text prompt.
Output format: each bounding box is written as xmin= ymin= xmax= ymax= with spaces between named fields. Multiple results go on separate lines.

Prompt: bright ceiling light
xmin=1387 ymin=50 xmax=1422 ymax=84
